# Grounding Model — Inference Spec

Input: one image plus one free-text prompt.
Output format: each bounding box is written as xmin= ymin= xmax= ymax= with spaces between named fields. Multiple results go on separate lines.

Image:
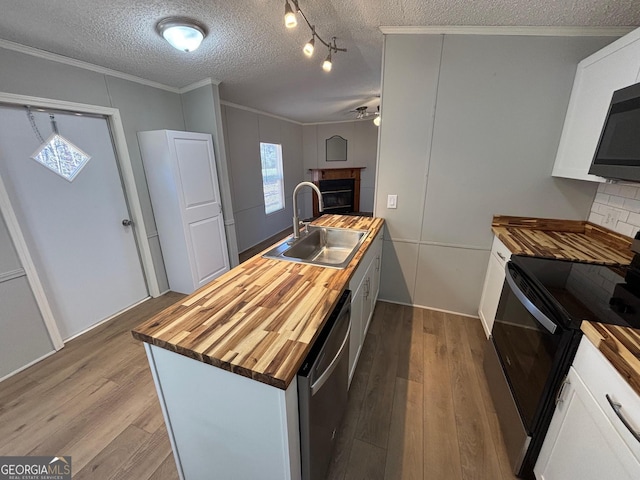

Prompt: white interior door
xmin=0 ymin=106 xmax=148 ymax=340
xmin=170 ymin=132 xmax=229 ymax=290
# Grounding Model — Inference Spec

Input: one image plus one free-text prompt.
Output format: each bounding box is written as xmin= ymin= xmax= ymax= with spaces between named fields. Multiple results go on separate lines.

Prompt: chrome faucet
xmin=292 ymin=181 xmax=324 ymax=239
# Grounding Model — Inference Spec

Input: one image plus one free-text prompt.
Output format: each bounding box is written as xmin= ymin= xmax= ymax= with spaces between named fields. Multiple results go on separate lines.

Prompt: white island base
xmin=144 ymin=344 xmax=302 ymax=480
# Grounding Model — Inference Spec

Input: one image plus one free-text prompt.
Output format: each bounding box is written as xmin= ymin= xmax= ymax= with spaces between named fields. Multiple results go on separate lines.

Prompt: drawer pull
xmin=606 ymin=394 xmax=640 ymax=443
xmin=555 ymin=377 xmax=570 ymax=405
xmin=497 ymin=252 xmax=506 ymax=261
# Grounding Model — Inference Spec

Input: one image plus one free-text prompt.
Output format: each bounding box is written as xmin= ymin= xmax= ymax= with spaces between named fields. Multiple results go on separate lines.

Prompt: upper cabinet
xmin=552 ymin=28 xmax=640 ymax=182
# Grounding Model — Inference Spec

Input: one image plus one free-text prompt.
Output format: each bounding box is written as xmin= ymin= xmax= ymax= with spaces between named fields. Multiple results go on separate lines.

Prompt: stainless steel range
xmin=484 ymin=247 xmax=640 ymax=479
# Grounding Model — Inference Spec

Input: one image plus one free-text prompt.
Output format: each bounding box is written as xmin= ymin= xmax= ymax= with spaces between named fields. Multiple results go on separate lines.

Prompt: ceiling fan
xmin=349 ymin=106 xmax=381 ymax=126
xmin=350 ymin=106 xmax=378 ymax=119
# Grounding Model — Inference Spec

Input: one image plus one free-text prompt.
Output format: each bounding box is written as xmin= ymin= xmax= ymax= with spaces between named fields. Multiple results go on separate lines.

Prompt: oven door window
xmin=492 ymin=271 xmax=563 ymax=432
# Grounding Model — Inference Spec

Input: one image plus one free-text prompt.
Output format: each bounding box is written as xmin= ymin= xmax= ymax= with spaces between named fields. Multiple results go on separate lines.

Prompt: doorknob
xmin=122 ymin=219 xmax=133 ymax=227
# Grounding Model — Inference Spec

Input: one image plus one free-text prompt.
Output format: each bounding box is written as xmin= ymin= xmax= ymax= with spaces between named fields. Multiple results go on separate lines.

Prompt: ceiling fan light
xmin=284 ymin=1 xmax=298 ymax=28
xmin=157 ymin=18 xmax=206 ymax=52
xmin=373 ymin=115 xmax=381 ymax=126
xmin=322 ymin=51 xmax=332 ymax=72
xmin=303 ymin=37 xmax=315 ymax=57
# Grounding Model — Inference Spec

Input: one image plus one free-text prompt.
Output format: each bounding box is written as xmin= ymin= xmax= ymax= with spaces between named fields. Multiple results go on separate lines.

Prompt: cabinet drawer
xmin=573 ymin=337 xmax=640 ymax=461
xmin=491 ymin=236 xmax=511 ymax=267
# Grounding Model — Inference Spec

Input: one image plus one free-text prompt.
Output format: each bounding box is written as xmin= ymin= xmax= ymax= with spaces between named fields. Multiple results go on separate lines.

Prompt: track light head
xmin=284 ymin=1 xmax=298 ymax=28
xmin=322 ymin=50 xmax=332 ymax=72
xmin=303 ymin=33 xmax=315 ymax=57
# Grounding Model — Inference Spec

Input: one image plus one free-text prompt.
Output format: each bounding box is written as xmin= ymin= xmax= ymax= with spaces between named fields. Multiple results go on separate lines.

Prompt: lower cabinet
xmin=478 ymin=236 xmax=511 ymax=337
xmin=348 ymin=228 xmax=383 ymax=386
xmin=535 ymin=338 xmax=640 ymax=479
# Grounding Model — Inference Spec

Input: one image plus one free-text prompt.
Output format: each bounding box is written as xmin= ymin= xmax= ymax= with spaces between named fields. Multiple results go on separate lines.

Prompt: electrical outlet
xmin=602 ymin=207 xmax=620 ymax=228
xmin=387 ymin=194 xmax=397 ymax=209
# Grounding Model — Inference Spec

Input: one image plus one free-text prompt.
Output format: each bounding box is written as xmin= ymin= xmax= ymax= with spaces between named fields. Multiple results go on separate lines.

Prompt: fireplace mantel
xmin=309 ymin=168 xmax=364 ymax=217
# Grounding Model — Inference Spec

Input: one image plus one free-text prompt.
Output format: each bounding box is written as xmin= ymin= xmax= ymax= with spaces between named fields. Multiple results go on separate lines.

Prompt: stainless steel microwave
xmin=589 ymin=81 xmax=640 ymax=182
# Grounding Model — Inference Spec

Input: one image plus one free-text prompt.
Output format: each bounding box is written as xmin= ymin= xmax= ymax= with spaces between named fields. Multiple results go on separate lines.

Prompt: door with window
xmin=0 ymin=105 xmax=148 ymax=340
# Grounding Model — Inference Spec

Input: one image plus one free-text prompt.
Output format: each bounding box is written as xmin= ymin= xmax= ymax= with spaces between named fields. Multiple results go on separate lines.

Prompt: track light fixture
xmin=283 ymin=0 xmax=346 ymax=72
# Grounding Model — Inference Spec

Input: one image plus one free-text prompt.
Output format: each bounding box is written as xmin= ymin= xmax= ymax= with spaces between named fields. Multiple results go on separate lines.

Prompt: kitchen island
xmin=132 ymin=214 xmax=384 ymax=480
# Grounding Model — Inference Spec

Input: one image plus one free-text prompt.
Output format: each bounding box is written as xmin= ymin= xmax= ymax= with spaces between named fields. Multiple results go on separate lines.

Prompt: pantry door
xmin=0 ymin=105 xmax=148 ymax=340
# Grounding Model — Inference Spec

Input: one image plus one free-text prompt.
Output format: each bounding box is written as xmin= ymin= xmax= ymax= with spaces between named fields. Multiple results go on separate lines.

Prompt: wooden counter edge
xmin=581 ymin=321 xmax=640 ymax=398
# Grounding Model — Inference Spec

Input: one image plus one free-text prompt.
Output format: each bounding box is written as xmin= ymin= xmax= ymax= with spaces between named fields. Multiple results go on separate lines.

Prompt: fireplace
xmin=319 ymin=179 xmax=355 ymax=214
xmin=309 ymin=168 xmax=364 ymax=217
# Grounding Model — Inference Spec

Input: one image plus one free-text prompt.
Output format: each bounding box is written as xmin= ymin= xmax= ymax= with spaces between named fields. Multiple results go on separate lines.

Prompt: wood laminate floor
xmin=0 ymin=295 xmax=517 ymax=479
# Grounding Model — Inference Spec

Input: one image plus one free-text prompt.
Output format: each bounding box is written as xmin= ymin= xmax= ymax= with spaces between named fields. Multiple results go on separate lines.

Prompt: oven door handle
xmin=505 ymin=264 xmax=558 ymax=334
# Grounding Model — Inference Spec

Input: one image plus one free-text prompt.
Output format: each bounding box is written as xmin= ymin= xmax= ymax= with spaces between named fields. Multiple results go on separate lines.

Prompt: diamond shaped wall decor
xmin=30 ymin=133 xmax=91 ymax=182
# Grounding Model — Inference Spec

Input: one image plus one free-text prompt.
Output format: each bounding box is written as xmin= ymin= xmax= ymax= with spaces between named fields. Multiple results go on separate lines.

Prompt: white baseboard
xmin=377 ymin=297 xmax=481 ymax=319
xmin=0 ymin=349 xmax=57 ymax=383
xmin=63 ymin=296 xmax=150 ymax=342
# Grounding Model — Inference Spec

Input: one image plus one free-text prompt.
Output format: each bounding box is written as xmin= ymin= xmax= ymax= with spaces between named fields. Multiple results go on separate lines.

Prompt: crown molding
xmin=0 ymin=38 xmax=222 ymax=94
xmin=220 ymin=100 xmax=302 ymax=125
xmin=303 ymin=117 xmax=378 ymax=126
xmin=378 ymin=25 xmax=636 ymax=37
xmin=179 ymin=77 xmax=222 ymax=94
xmin=220 ymin=100 xmax=378 ymax=126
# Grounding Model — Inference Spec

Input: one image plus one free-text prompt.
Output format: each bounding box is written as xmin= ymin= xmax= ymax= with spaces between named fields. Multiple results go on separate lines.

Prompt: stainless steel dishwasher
xmin=298 ymin=289 xmax=351 ymax=480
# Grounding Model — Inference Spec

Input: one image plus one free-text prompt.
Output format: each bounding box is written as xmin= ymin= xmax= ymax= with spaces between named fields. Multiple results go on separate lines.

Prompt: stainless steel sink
xmin=262 ymin=226 xmax=369 ymax=268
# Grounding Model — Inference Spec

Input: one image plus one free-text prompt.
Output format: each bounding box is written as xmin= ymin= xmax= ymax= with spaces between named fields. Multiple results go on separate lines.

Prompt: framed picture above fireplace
xmin=326 ymin=135 xmax=347 ymax=161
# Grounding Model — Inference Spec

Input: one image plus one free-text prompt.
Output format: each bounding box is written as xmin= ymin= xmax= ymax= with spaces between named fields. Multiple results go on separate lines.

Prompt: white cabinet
xmin=145 ymin=344 xmax=301 ymax=480
xmin=138 ymin=130 xmax=230 ymax=294
xmin=478 ymin=236 xmax=511 ymax=338
xmin=535 ymin=338 xmax=640 ymax=480
xmin=552 ymin=28 xmax=640 ymax=182
xmin=348 ymin=228 xmax=383 ymax=385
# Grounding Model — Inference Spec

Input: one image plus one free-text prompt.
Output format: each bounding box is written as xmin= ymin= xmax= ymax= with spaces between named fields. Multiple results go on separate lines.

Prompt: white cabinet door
xmin=139 ymin=130 xmax=230 ymax=294
xmin=535 ymin=367 xmax=640 ymax=480
xmin=478 ymin=236 xmax=511 ymax=338
xmin=348 ymin=276 xmax=364 ymax=385
xmin=363 ymin=241 xmax=382 ymax=338
xmin=552 ymin=30 xmax=640 ymax=182
xmin=347 ymin=227 xmax=383 ymax=386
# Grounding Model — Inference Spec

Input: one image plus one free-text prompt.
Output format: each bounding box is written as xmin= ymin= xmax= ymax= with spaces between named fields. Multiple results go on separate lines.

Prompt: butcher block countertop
xmin=491 ymin=215 xmax=640 ymax=397
xmin=581 ymin=322 xmax=640 ymax=398
xmin=132 ymin=215 xmax=384 ymax=390
xmin=492 ymin=215 xmax=633 ymax=265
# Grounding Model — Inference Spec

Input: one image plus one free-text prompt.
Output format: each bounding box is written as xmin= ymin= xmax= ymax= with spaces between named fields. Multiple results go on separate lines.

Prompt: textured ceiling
xmin=0 ymin=1 xmax=638 ymax=123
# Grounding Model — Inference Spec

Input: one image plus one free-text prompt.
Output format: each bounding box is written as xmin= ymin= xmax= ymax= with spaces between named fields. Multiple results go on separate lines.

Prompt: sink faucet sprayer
xmin=292 ymin=181 xmax=324 ymax=240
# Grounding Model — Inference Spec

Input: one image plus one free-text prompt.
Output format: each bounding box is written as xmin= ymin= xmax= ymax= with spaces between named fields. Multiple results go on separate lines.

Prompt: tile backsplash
xmin=589 ymin=183 xmax=640 ymax=238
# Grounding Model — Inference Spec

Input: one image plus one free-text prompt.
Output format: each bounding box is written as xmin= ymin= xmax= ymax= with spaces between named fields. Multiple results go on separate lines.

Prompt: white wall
xmin=302 ymin=120 xmax=378 ymax=214
xmin=222 ymin=105 xmax=304 ymax=253
xmin=0 ymin=212 xmax=53 ymax=378
xmin=376 ymin=34 xmax=614 ymax=315
xmin=589 ymin=183 xmax=640 ymax=237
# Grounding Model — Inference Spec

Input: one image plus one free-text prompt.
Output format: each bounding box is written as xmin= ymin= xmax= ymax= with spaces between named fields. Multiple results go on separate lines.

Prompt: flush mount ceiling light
xmin=283 ymin=0 xmax=346 ymax=71
xmin=156 ymin=17 xmax=207 ymax=52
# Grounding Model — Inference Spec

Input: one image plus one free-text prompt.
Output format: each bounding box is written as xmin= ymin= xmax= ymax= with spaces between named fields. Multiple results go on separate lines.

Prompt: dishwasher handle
xmin=311 ymin=322 xmax=350 ymax=396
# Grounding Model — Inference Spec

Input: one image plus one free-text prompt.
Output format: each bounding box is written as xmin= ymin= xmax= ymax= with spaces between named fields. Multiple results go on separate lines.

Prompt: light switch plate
xmin=387 ymin=194 xmax=397 ymax=209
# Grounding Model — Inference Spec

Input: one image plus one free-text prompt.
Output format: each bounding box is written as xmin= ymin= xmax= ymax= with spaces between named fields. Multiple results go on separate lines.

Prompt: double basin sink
xmin=262 ymin=226 xmax=369 ymax=269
